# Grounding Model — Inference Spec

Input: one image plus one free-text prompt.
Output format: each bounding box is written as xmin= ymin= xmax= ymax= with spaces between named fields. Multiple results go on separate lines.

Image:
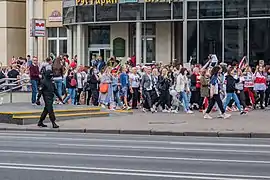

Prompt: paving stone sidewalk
xmin=0 ymin=109 xmax=269 ymax=137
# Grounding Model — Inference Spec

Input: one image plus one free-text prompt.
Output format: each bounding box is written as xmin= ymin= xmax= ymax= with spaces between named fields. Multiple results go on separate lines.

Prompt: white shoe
xmin=171 ymin=110 xmax=178 ymax=113
xmin=187 ymin=110 xmax=194 ymax=114
xmin=0 ymin=97 xmax=3 ymax=105
xmin=162 ymin=109 xmax=169 ymax=113
xmin=221 ymin=113 xmax=231 ymax=119
xmin=142 ymin=108 xmax=147 ymax=113
xmin=204 ymin=114 xmax=213 ymax=119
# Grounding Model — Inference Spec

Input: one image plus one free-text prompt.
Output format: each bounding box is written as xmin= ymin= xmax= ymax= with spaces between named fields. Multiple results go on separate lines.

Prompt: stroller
xmin=170 ymin=89 xmax=183 ymax=113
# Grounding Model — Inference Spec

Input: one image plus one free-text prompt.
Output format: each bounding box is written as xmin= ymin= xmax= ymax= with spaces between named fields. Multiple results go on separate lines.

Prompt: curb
xmin=1 ymin=128 xmax=270 ymax=138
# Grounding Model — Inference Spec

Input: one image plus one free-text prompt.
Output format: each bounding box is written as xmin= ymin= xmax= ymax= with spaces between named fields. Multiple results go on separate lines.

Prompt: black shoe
xmin=37 ymin=123 xmax=47 ymax=128
xmin=240 ymin=111 xmax=247 ymax=115
xmin=52 ymin=122 xmax=59 ymax=128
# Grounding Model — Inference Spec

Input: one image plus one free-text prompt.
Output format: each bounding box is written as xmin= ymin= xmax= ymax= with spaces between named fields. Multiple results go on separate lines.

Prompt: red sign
xmin=35 ymin=23 xmax=45 ymax=27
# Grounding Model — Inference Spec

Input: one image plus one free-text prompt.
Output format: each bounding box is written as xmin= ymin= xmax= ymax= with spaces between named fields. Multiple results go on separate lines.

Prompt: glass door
xmin=99 ymin=49 xmax=111 ymax=62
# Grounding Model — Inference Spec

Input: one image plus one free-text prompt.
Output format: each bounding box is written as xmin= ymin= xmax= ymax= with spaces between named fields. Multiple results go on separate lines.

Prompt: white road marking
xmin=58 ymin=143 xmax=270 ymax=154
xmin=1 ymin=135 xmax=270 ymax=148
xmin=0 ymin=163 xmax=266 ymax=180
xmin=0 ymin=150 xmax=270 ymax=164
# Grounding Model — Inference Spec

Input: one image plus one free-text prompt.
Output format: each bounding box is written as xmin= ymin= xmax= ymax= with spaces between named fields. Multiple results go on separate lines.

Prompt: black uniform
xmin=38 ymin=70 xmax=62 ymax=128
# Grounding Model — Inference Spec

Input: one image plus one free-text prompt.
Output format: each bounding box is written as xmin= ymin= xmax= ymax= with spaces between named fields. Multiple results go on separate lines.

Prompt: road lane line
xmin=0 ymin=150 xmax=270 ymax=164
xmin=58 ymin=143 xmax=270 ymax=154
xmin=1 ymin=136 xmax=270 ymax=148
xmin=0 ymin=164 xmax=263 ymax=180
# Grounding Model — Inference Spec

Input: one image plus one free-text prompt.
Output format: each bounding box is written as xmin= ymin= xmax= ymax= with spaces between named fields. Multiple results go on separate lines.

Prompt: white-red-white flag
xmin=238 ymin=56 xmax=246 ymax=69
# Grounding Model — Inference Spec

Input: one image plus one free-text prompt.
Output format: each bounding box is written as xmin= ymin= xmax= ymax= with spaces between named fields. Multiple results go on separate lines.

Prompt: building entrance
xmin=88 ymin=46 xmax=111 ymax=65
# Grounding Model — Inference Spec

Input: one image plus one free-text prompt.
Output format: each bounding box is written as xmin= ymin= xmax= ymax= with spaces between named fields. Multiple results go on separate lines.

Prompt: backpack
xmin=40 ymin=66 xmax=46 ymax=78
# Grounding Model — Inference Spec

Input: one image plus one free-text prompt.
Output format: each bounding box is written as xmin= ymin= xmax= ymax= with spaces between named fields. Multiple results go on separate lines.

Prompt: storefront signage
xmin=30 ymin=19 xmax=46 ymax=37
xmin=76 ymin=0 xmax=118 ymax=5
xmin=48 ymin=10 xmax=62 ymax=22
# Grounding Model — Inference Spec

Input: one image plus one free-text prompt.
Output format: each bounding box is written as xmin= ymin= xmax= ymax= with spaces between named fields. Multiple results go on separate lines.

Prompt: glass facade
xmin=64 ymin=0 xmax=270 ymax=65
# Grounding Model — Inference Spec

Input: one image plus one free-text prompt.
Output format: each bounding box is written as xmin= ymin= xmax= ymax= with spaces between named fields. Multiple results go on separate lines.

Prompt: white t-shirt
xmin=129 ymin=73 xmax=140 ymax=88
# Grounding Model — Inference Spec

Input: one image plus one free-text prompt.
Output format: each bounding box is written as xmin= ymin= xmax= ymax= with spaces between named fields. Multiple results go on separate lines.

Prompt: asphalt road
xmin=0 ymin=132 xmax=270 ymax=180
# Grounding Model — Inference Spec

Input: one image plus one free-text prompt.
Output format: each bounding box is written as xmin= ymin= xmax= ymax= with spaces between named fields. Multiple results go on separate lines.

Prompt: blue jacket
xmin=119 ymin=73 xmax=129 ymax=88
xmin=97 ymin=60 xmax=105 ymax=72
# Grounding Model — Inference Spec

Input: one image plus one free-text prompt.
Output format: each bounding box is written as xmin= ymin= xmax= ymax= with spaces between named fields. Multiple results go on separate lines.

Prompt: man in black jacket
xmin=38 ymin=70 xmax=63 ymax=128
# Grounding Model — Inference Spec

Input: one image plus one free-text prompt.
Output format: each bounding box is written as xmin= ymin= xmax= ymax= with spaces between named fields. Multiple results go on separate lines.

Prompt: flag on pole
xmin=238 ymin=56 xmax=246 ymax=69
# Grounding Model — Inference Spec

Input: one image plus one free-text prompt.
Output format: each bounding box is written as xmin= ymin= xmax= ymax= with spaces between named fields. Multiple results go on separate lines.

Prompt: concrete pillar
xmin=67 ymin=26 xmax=73 ymax=58
xmin=76 ymin=25 xmax=85 ymax=66
xmin=136 ymin=13 xmax=142 ymax=64
xmin=28 ymin=0 xmax=34 ymax=57
xmin=73 ymin=26 xmax=77 ymax=57
xmin=183 ymin=0 xmax=188 ymax=63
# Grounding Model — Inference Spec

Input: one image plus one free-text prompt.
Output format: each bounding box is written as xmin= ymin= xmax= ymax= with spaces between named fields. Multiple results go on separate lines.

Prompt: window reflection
xmin=119 ymin=3 xmax=144 ymax=21
xmin=89 ymin=26 xmax=110 ymax=44
xmin=224 ymin=0 xmax=247 ymax=18
xmin=250 ymin=0 xmax=270 ymax=17
xmin=96 ymin=4 xmax=117 ymax=21
xmin=76 ymin=6 xmax=94 ymax=22
xmin=188 ymin=21 xmax=197 ymax=63
xmin=146 ymin=3 xmax=171 ymax=20
xmin=187 ymin=2 xmax=197 ymax=19
xmin=224 ymin=20 xmax=247 ymax=64
xmin=199 ymin=21 xmax=222 ymax=64
xmin=199 ymin=0 xmax=222 ymax=19
xmin=173 ymin=2 xmax=183 ymax=19
xmin=250 ymin=19 xmax=270 ymax=66
xmin=63 ymin=7 xmax=75 ymax=24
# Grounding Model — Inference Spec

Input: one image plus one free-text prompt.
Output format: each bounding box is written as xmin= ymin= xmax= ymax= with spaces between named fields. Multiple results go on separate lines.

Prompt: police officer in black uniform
xmin=38 ymin=70 xmax=63 ymax=128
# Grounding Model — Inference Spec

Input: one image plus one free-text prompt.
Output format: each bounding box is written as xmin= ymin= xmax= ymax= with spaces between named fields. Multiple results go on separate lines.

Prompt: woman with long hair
xmin=254 ymin=66 xmax=267 ymax=109
xmin=175 ymin=68 xmax=193 ymax=114
xmin=75 ymin=65 xmax=87 ymax=105
xmin=203 ymin=66 xmax=231 ymax=119
xmin=223 ymin=67 xmax=246 ymax=115
xmin=52 ymin=57 xmax=64 ymax=103
xmin=63 ymin=69 xmax=77 ymax=105
xmin=156 ymin=68 xmax=172 ymax=112
xmin=243 ymin=66 xmax=255 ymax=107
xmin=129 ymin=67 xmax=140 ymax=109
xmin=99 ymin=67 xmax=113 ymax=108
xmin=86 ymin=67 xmax=99 ymax=106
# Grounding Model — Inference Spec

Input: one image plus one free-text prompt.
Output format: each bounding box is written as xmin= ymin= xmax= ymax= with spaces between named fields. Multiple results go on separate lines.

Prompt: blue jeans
xmin=179 ymin=91 xmax=190 ymax=112
xmin=54 ymin=79 xmax=63 ymax=97
xmin=31 ymin=80 xmax=38 ymax=103
xmin=64 ymin=88 xmax=76 ymax=105
xmin=224 ymin=92 xmax=242 ymax=111
xmin=113 ymin=91 xmax=123 ymax=107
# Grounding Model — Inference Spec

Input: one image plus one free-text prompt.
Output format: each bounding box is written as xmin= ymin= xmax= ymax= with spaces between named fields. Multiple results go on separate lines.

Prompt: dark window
xmin=224 ymin=0 xmax=247 ymax=18
xmin=119 ymin=3 xmax=144 ymax=21
xmin=59 ymin=28 xmax=67 ymax=37
xmin=187 ymin=21 xmax=197 ymax=63
xmin=130 ymin=23 xmax=155 ymax=36
xmin=173 ymin=2 xmax=183 ymax=19
xmin=249 ymin=19 xmax=270 ymax=66
xmin=96 ymin=4 xmax=117 ymax=21
xmin=63 ymin=7 xmax=75 ymax=24
xmin=146 ymin=3 xmax=171 ymax=20
xmin=224 ymin=20 xmax=247 ymax=64
xmin=76 ymin=5 xmax=94 ymax=22
xmin=199 ymin=21 xmax=222 ymax=64
xmin=89 ymin=26 xmax=110 ymax=44
xmin=199 ymin=1 xmax=222 ymax=19
xmin=187 ymin=1 xmax=197 ymax=19
xmin=48 ymin=28 xmax=57 ymax=38
xmin=59 ymin=40 xmax=67 ymax=55
xmin=250 ymin=0 xmax=270 ymax=17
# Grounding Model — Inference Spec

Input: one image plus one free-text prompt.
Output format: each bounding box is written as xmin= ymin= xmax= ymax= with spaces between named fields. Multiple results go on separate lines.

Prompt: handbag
xmin=100 ymin=83 xmax=109 ymax=93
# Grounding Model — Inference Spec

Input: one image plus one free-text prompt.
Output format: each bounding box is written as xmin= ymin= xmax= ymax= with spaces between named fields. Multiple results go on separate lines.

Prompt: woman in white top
xmin=129 ymin=67 xmax=140 ymax=109
xmin=76 ymin=66 xmax=87 ymax=105
xmin=175 ymin=68 xmax=193 ymax=114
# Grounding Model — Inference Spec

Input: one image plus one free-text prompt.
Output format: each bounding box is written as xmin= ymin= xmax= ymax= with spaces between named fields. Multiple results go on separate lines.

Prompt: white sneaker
xmin=0 ymin=97 xmax=3 ymax=105
xmin=142 ymin=108 xmax=147 ymax=113
xmin=126 ymin=106 xmax=132 ymax=110
xmin=221 ymin=113 xmax=231 ymax=119
xmin=171 ymin=110 xmax=178 ymax=113
xmin=187 ymin=110 xmax=194 ymax=114
xmin=204 ymin=114 xmax=213 ymax=119
xmin=101 ymin=104 xmax=106 ymax=108
xmin=162 ymin=109 xmax=168 ymax=113
xmin=59 ymin=102 xmax=63 ymax=105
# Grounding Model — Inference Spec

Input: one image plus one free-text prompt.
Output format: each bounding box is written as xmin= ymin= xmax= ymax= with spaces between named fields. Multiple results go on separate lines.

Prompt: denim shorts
xmin=121 ymin=87 xmax=128 ymax=97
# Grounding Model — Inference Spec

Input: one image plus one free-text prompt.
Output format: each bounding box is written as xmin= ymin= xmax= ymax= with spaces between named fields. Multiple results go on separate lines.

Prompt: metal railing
xmin=0 ymin=78 xmax=31 ymax=103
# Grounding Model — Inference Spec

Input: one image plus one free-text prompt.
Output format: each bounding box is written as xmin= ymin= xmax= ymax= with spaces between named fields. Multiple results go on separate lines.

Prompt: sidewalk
xmin=0 ymin=110 xmax=269 ymax=138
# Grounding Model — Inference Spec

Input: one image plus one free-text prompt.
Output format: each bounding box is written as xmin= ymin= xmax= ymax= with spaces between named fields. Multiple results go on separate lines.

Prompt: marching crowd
xmin=1 ymin=54 xmax=270 ymax=119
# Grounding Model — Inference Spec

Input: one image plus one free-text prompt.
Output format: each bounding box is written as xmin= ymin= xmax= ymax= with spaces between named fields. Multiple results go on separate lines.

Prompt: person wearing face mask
xmin=38 ymin=70 xmax=63 ymax=128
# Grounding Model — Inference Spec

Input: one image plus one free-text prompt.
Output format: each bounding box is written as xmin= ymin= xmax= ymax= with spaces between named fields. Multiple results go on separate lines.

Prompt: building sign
xmin=30 ymin=19 xmax=46 ymax=37
xmin=48 ymin=10 xmax=62 ymax=22
xmin=76 ymin=0 xmax=118 ymax=5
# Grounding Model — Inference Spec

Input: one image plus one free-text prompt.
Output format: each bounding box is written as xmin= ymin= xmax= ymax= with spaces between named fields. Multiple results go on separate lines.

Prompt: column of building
xmin=136 ymin=12 xmax=142 ymax=64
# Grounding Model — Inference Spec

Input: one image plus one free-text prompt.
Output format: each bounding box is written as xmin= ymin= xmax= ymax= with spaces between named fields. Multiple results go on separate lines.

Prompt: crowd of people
xmin=1 ymin=54 xmax=270 ymax=119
